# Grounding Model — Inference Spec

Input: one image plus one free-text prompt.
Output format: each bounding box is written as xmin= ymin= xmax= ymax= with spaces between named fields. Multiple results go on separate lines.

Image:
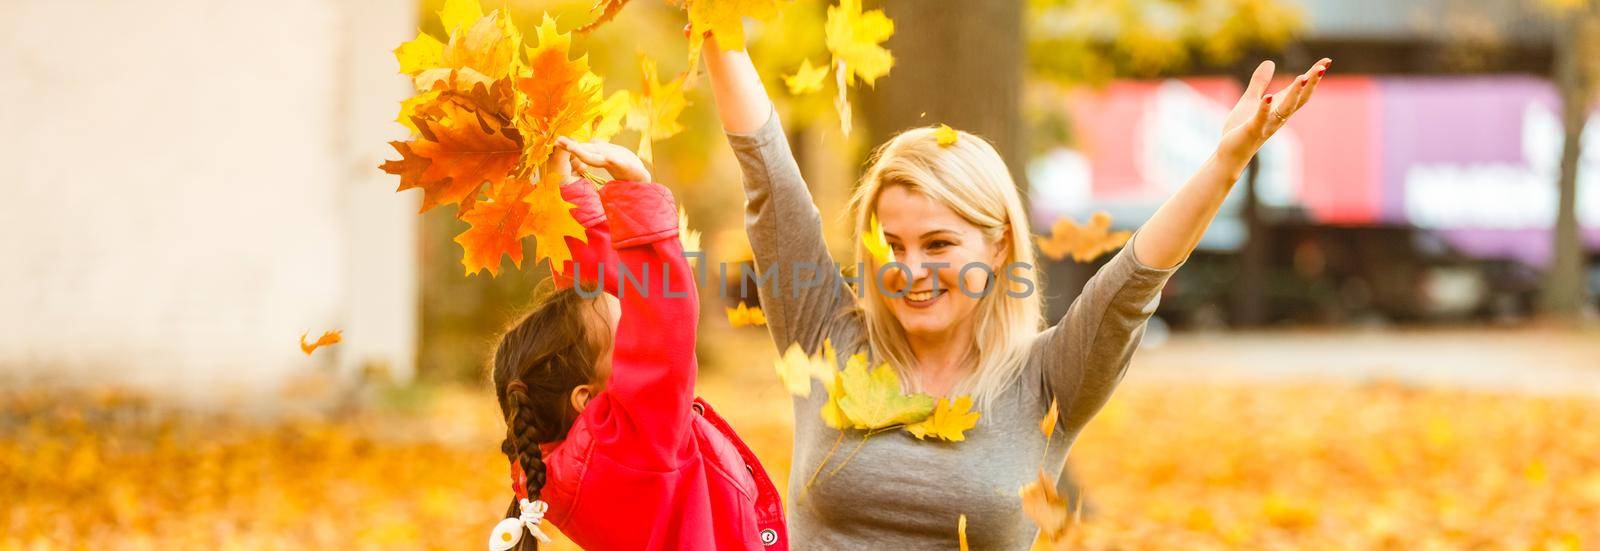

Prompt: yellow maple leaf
xmin=837 ymin=356 xmax=934 ymax=430
xmin=394 ymin=33 xmax=444 ymax=76
xmin=1041 ymin=397 xmax=1060 ymax=440
xmin=299 ymin=330 xmax=343 ymax=356
xmin=784 ymin=58 xmax=829 ymax=95
xmin=819 ymin=369 xmax=851 ymax=429
xmin=934 ymin=124 xmax=959 ymax=147
xmin=437 ymin=0 xmax=485 ymax=35
xmin=906 ymin=395 xmax=982 ymax=442
xmin=1035 ymin=211 xmax=1132 ymax=263
xmin=727 ymin=302 xmax=767 ymax=327
xmin=626 ymin=54 xmax=689 ymax=164
xmin=591 ymin=90 xmax=631 ymax=142
xmin=519 ymin=170 xmax=588 ymax=272
xmin=416 ymin=9 xmax=520 ymax=92
xmin=773 ymin=343 xmax=835 ymax=397
xmin=826 ymin=0 xmax=894 ymax=87
xmin=686 ymin=0 xmax=783 ymax=53
xmin=862 ymin=213 xmax=895 ymax=265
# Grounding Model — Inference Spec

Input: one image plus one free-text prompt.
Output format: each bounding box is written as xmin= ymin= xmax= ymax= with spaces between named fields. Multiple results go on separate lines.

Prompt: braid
xmin=503 ymin=382 xmax=548 ymax=550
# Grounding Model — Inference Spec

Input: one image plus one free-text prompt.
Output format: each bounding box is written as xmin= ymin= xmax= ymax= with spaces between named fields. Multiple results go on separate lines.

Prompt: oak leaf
xmin=1035 ymin=212 xmax=1132 ymax=263
xmin=906 ymin=395 xmax=982 ymax=442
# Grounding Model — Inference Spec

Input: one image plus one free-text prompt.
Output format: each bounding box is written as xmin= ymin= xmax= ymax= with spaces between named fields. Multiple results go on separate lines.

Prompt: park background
xmin=4 ymin=0 xmax=1600 ymax=548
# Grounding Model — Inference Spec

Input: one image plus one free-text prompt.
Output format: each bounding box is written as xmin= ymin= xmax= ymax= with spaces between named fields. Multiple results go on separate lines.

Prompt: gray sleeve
xmin=725 ymin=109 xmax=857 ymax=356
xmin=1037 ymin=230 xmax=1182 ymax=434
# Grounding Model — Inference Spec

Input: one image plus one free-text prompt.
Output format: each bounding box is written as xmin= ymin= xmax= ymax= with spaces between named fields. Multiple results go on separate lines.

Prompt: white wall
xmin=0 ymin=0 xmax=419 ymax=401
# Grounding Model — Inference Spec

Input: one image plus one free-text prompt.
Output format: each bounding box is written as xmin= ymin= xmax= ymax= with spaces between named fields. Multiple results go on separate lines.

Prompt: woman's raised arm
xmin=1132 ymin=58 xmax=1332 ymax=269
xmin=703 ymin=32 xmax=856 ymax=357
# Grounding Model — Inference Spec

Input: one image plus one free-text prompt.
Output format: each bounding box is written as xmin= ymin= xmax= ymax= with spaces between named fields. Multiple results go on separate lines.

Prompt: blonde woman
xmin=704 ymin=32 xmax=1329 ymax=548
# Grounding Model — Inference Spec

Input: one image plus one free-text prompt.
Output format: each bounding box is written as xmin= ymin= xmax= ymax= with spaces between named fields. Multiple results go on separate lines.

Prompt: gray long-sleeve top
xmin=728 ymin=110 xmax=1181 ymax=549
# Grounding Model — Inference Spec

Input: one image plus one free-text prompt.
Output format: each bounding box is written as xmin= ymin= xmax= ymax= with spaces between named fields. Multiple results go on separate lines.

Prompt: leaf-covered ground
xmin=3 ymin=351 xmax=1597 ymax=549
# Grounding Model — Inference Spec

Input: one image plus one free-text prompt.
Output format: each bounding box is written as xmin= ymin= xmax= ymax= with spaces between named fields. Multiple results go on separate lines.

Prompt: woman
xmin=703 ymin=31 xmax=1329 ymax=548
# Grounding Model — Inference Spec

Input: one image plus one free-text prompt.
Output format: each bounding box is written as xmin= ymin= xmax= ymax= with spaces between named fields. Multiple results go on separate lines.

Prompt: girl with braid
xmin=486 ymin=139 xmax=788 ymax=551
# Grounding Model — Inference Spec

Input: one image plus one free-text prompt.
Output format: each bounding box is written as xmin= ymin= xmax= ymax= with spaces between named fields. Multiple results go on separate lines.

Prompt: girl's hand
xmin=556 ymin=137 xmax=653 ymax=183
xmin=1216 ymin=58 xmax=1332 ymax=165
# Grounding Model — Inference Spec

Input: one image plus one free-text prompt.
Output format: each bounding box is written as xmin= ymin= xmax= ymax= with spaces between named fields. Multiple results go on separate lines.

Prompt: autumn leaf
xmin=784 ymin=58 xmax=829 ymax=95
xmin=837 ymin=356 xmax=934 ymax=430
xmin=517 ymin=15 xmax=609 ymax=169
xmin=727 ymin=302 xmax=767 ymax=327
xmin=958 ymin=514 xmax=970 ymax=551
xmin=686 ymin=0 xmax=784 ymax=54
xmin=678 ymin=207 xmax=702 ymax=258
xmin=825 ymin=0 xmax=893 ymax=134
xmin=819 ymin=370 xmax=851 ymax=429
xmin=382 ymin=92 xmax=521 ymax=216
xmin=416 ymin=8 xmax=521 ymax=92
xmin=934 ymin=124 xmax=959 ymax=147
xmin=1041 ymin=397 xmax=1060 ymax=440
xmin=626 ymin=54 xmax=689 ymax=164
xmin=592 ymin=90 xmax=631 ymax=142
xmin=395 ymin=33 xmax=444 ymax=75
xmin=438 ymin=0 xmax=485 ymax=35
xmin=519 ymin=170 xmax=588 ymax=272
xmin=862 ymin=213 xmax=894 ymax=265
xmin=906 ymin=395 xmax=982 ymax=442
xmin=1020 ymin=468 xmax=1076 ymax=547
xmin=452 ymin=177 xmax=534 ymax=277
xmin=1035 ymin=211 xmax=1132 ymax=263
xmin=774 ymin=343 xmax=835 ymax=398
xmin=300 ymin=330 xmax=343 ymax=356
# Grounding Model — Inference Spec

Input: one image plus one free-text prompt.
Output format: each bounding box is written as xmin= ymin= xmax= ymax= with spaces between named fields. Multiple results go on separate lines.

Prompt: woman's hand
xmin=1216 ymin=58 xmax=1332 ymax=165
xmin=556 ymin=137 xmax=653 ymax=183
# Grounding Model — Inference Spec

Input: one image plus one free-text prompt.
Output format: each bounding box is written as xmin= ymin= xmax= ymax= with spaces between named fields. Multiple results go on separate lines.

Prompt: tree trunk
xmin=862 ymin=0 xmax=1026 ymax=188
xmin=1543 ymin=10 xmax=1595 ymax=320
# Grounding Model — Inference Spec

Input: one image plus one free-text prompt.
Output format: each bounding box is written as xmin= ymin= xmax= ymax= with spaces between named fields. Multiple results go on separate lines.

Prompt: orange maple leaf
xmin=519 ymin=170 xmax=588 ymax=271
xmin=517 ymin=15 xmax=608 ymax=169
xmin=1035 ymin=212 xmax=1132 ymax=263
xmin=300 ymin=330 xmax=343 ymax=356
xmin=453 ymin=171 xmax=586 ymax=277
xmin=381 ymin=93 xmax=521 ymax=216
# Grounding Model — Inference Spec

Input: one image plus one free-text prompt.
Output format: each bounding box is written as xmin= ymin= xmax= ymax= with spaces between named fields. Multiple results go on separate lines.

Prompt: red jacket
xmin=510 ymin=179 xmax=788 ymax=551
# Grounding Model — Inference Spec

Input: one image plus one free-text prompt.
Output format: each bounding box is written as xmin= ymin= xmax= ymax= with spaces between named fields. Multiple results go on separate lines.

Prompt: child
xmin=486 ymin=140 xmax=787 ymax=550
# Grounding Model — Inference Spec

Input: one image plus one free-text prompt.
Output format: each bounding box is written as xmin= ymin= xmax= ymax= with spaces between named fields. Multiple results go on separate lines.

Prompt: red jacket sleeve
xmin=552 ymin=178 xmax=622 ymax=295
xmin=592 ymin=180 xmax=699 ymax=466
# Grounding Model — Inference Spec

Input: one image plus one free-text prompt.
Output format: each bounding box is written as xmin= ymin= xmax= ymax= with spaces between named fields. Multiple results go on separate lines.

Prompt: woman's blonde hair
xmin=846 ymin=126 xmax=1042 ymax=409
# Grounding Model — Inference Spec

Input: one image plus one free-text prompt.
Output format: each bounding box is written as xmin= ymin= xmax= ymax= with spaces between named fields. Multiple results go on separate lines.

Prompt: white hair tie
xmin=488 ymin=499 xmax=552 ymax=550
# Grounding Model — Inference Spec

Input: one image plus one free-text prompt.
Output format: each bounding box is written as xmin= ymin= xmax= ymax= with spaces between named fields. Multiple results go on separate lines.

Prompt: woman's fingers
xmin=1293 ymin=58 xmax=1331 ymax=112
xmin=1243 ymin=60 xmax=1275 ymax=101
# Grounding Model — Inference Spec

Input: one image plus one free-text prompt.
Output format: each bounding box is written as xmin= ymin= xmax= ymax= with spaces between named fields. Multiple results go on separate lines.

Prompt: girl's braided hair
xmin=491 ymin=288 xmax=607 ymax=549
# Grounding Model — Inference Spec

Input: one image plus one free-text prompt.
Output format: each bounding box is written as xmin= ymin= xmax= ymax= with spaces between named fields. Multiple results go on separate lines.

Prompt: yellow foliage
xmin=906 ymin=395 xmax=982 ymax=442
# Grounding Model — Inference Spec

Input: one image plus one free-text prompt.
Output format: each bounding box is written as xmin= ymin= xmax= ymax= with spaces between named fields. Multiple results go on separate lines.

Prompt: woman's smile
xmin=903 ymin=287 xmax=946 ymax=308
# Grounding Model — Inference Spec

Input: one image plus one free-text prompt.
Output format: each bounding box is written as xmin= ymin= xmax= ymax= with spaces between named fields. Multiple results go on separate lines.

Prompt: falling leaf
xmin=773 ymin=343 xmax=835 ymax=398
xmin=819 ymin=370 xmax=851 ymax=429
xmin=958 ymin=514 xmax=969 ymax=551
xmin=934 ymin=124 xmax=959 ymax=147
xmin=837 ymin=356 xmax=934 ymax=430
xmin=1041 ymin=397 xmax=1060 ymax=440
xmin=626 ymin=54 xmax=689 ymax=164
xmin=382 ymin=92 xmax=521 ymax=217
xmin=906 ymin=396 xmax=982 ymax=442
xmin=300 ymin=330 xmax=343 ymax=356
xmin=576 ymin=0 xmax=633 ymax=33
xmin=825 ymin=0 xmax=892 ymax=135
xmin=727 ymin=302 xmax=767 ymax=327
xmin=1020 ymin=469 xmax=1074 ymax=545
xmin=591 ymin=90 xmax=631 ymax=142
xmin=862 ymin=213 xmax=894 ymax=265
xmin=784 ymin=58 xmax=829 ymax=95
xmin=1035 ymin=212 xmax=1132 ymax=263
xmin=679 ymin=208 xmax=702 ymax=267
xmin=517 ymin=15 xmax=610 ymax=169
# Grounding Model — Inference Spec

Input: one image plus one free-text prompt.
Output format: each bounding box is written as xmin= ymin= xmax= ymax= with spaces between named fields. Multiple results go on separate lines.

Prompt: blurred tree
xmin=1538 ymin=0 xmax=1600 ymax=320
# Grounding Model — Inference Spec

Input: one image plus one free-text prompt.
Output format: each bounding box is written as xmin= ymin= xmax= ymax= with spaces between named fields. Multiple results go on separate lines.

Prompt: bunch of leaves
xmin=383 ymin=1 xmax=644 ymax=277
xmin=1035 ymin=211 xmax=1132 ymax=263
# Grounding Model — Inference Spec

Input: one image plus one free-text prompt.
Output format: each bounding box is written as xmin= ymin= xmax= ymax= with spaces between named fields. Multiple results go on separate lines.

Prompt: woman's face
xmin=875 ymin=185 xmax=1005 ymax=342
